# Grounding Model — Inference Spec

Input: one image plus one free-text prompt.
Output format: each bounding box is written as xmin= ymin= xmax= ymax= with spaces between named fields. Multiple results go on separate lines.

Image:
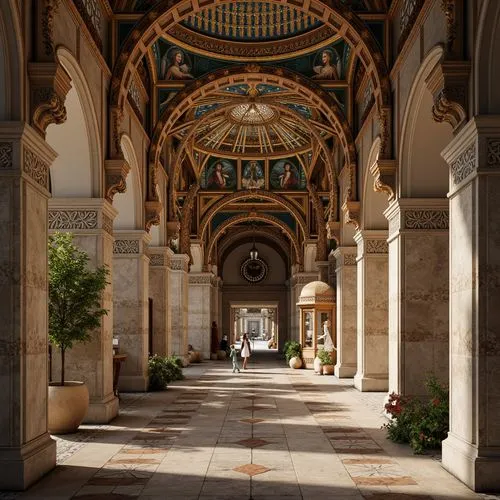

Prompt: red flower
xmin=432 ymin=398 xmax=440 ymax=407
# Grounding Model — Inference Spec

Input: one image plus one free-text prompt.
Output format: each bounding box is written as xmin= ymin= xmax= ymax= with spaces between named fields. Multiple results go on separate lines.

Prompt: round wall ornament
xmin=240 ymin=257 xmax=268 ymax=283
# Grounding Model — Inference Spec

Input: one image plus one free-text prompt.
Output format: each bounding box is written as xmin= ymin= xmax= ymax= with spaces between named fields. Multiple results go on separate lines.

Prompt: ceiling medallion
xmin=229 ymin=103 xmax=277 ymax=125
xmin=241 ymin=257 xmax=268 ymax=283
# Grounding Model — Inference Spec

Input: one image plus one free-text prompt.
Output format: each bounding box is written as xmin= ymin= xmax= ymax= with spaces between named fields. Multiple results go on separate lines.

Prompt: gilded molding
xmin=113 ymin=239 xmax=140 ymax=254
xmin=0 ymin=143 xmax=13 ymax=168
xmin=307 ymin=183 xmax=327 ymax=262
xmin=72 ymin=0 xmax=103 ymax=51
xmin=32 ymin=87 xmax=67 ymax=134
xmin=48 ymin=210 xmax=98 ymax=230
xmin=450 ymin=143 xmax=476 ymax=185
xmin=42 ymin=0 xmax=60 ymax=56
xmin=441 ymin=0 xmax=457 ymax=54
xmin=365 ymin=239 xmax=389 ymax=254
xmin=404 ymin=210 xmax=449 ymax=230
xmin=105 ymin=158 xmax=130 ymax=201
xmin=179 ymin=183 xmax=200 ymax=257
xmin=145 ymin=200 xmax=162 ymax=232
xmin=370 ymin=159 xmax=396 ymax=201
xmin=341 ymin=198 xmax=360 ymax=231
xmin=23 ymin=148 xmax=49 ymax=189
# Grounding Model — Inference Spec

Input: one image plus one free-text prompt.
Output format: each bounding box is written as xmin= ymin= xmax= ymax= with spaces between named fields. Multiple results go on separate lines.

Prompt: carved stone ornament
xmin=188 ymin=274 xmax=213 ymax=285
xmin=103 ymin=214 xmax=114 ymax=235
xmin=450 ymin=143 xmax=476 ymax=185
xmin=0 ymin=143 xmax=13 ymax=168
xmin=343 ymin=254 xmax=357 ymax=266
xmin=149 ymin=254 xmax=165 ymax=266
xmin=170 ymin=258 xmax=188 ymax=272
xmin=398 ymin=0 xmax=425 ymax=52
xmin=370 ymin=159 xmax=396 ymax=201
xmin=426 ymin=59 xmax=471 ymax=132
xmin=145 ymin=200 xmax=162 ymax=232
xmin=365 ymin=239 xmax=389 ymax=254
xmin=29 ymin=62 xmax=72 ymax=136
xmin=326 ymin=221 xmax=340 ymax=244
xmin=113 ymin=239 xmax=140 ymax=254
xmin=404 ymin=210 xmax=449 ymax=230
xmin=48 ymin=210 xmax=98 ymax=230
xmin=441 ymin=0 xmax=457 ymax=54
xmin=105 ymin=158 xmax=130 ymax=201
xmin=23 ymin=148 xmax=49 ymax=190
xmin=341 ymin=198 xmax=361 ymax=231
xmin=180 ymin=183 xmax=200 ymax=256
xmin=42 ymin=0 xmax=60 ymax=56
xmin=487 ymin=139 xmax=500 ymax=168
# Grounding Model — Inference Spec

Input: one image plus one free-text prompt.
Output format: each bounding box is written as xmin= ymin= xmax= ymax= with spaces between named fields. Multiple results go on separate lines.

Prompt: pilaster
xmin=48 ymin=198 xmax=119 ymax=423
xmin=148 ymin=247 xmax=174 ymax=357
xmin=0 ymin=123 xmax=57 ymax=489
xmin=440 ymin=116 xmax=500 ymax=491
xmin=333 ymin=247 xmax=358 ymax=378
xmin=353 ymin=230 xmax=389 ymax=392
xmin=113 ymin=230 xmax=151 ymax=392
xmin=384 ymin=198 xmax=449 ymax=397
xmin=169 ymin=254 xmax=190 ymax=362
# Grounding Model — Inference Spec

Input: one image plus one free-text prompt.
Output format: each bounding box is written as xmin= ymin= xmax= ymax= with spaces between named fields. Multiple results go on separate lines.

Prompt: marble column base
xmin=0 ymin=433 xmax=56 ymax=490
xmin=442 ymin=433 xmax=500 ymax=491
xmin=334 ymin=363 xmax=357 ymax=378
xmin=354 ymin=373 xmax=388 ymax=392
xmin=119 ymin=375 xmax=149 ymax=392
xmin=85 ymin=394 xmax=119 ymax=424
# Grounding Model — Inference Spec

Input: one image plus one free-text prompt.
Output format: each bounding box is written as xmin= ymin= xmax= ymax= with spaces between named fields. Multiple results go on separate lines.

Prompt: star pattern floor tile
xmin=234 ymin=438 xmax=271 ymax=448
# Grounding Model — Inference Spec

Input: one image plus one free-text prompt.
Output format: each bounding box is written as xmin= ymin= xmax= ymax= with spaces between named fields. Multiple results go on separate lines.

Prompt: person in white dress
xmin=241 ymin=333 xmax=252 ymax=369
xmin=318 ymin=319 xmax=336 ymax=353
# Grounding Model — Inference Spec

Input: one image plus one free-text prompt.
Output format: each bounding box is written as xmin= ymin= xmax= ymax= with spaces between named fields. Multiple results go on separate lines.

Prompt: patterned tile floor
xmin=2 ymin=352 xmax=500 ymax=500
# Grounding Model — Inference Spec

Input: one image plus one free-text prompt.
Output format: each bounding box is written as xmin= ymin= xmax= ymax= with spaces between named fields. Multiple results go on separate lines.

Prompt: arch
xmin=0 ymin=0 xmax=23 ymax=120
xmin=399 ymin=45 xmax=452 ymax=198
xmin=151 ymin=67 xmax=356 ymax=180
xmin=46 ymin=47 xmax=103 ymax=198
xmin=110 ymin=0 xmax=390 ymax=116
xmin=114 ymin=134 xmax=143 ymax=229
xmin=205 ymin=212 xmax=302 ymax=267
xmin=475 ymin=0 xmax=500 ymax=114
xmin=361 ymin=137 xmax=388 ymax=230
xmin=198 ymin=190 xmax=309 ymax=241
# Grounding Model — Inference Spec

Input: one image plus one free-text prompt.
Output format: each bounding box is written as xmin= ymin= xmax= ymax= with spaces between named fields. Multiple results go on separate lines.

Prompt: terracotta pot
xmin=48 ymin=381 xmax=89 ymax=434
xmin=322 ymin=364 xmax=334 ymax=375
xmin=313 ymin=356 xmax=323 ymax=374
xmin=289 ymin=356 xmax=303 ymax=369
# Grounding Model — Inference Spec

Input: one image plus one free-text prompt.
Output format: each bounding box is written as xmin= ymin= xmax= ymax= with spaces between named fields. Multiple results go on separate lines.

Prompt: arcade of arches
xmin=1 ymin=0 xmax=500 ymax=495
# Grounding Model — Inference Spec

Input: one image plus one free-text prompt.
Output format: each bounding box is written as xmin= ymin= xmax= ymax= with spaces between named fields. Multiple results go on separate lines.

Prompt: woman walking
xmin=241 ymin=333 xmax=252 ymax=369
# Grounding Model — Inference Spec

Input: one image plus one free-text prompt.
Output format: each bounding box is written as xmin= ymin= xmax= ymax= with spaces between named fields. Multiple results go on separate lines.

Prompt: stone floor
xmin=4 ymin=350 xmax=500 ymax=500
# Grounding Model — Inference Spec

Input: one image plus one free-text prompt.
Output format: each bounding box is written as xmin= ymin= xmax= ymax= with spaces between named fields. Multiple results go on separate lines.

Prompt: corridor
xmin=11 ymin=353 xmax=490 ymax=500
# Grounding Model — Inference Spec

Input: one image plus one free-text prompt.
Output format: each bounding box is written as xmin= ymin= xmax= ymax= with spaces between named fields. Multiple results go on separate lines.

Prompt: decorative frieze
xmin=113 ymin=239 xmax=140 ymax=254
xmin=23 ymin=148 xmax=49 ymax=189
xmin=0 ymin=143 xmax=13 ymax=168
xmin=344 ymin=254 xmax=357 ymax=266
xmin=366 ymin=239 xmax=389 ymax=254
xmin=49 ymin=210 xmax=98 ymax=230
xmin=188 ymin=275 xmax=213 ymax=285
xmin=487 ymin=139 xmax=500 ymax=167
xmin=450 ymin=143 xmax=476 ymax=185
xmin=404 ymin=210 xmax=449 ymax=230
xmin=170 ymin=258 xmax=189 ymax=272
xmin=149 ymin=254 xmax=165 ymax=267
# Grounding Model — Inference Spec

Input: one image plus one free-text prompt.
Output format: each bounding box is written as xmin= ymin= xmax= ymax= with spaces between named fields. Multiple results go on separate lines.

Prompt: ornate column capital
xmin=333 ymin=246 xmax=358 ymax=269
xmin=341 ymin=199 xmax=360 ymax=231
xmin=170 ymin=254 xmax=190 ymax=273
xmin=370 ymin=159 xmax=397 ymax=201
xmin=354 ymin=230 xmax=389 ymax=257
xmin=28 ymin=62 xmax=72 ymax=136
xmin=104 ymin=158 xmax=130 ymax=201
xmin=149 ymin=246 xmax=172 ymax=268
xmin=425 ymin=57 xmax=471 ymax=133
xmin=166 ymin=220 xmax=181 ymax=245
xmin=145 ymin=200 xmax=162 ymax=232
xmin=48 ymin=198 xmax=117 ymax=235
xmin=113 ymin=230 xmax=151 ymax=256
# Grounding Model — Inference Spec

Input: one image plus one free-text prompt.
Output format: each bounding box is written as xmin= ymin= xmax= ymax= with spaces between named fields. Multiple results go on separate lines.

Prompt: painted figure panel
xmin=270 ymin=159 xmax=305 ymax=190
xmin=201 ymin=159 xmax=237 ymax=190
xmin=242 ymin=161 xmax=265 ymax=189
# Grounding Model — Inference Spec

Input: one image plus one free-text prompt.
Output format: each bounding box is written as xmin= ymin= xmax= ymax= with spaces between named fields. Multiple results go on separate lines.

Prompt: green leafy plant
xmin=148 ymin=355 xmax=184 ymax=391
xmin=317 ymin=348 xmax=333 ymax=366
xmin=382 ymin=374 xmax=449 ymax=454
xmin=48 ymin=232 xmax=109 ymax=386
xmin=283 ymin=340 xmax=302 ymax=363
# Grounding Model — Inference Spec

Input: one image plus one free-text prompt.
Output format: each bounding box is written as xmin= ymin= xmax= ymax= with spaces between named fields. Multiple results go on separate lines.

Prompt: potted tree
xmin=48 ymin=232 xmax=109 ymax=434
xmin=318 ymin=348 xmax=334 ymax=375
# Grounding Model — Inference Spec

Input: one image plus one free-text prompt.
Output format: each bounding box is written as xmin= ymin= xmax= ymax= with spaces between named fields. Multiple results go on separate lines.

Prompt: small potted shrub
xmin=284 ymin=340 xmax=303 ymax=369
xmin=48 ymin=233 xmax=109 ymax=434
xmin=318 ymin=348 xmax=334 ymax=375
xmin=148 ymin=355 xmax=184 ymax=391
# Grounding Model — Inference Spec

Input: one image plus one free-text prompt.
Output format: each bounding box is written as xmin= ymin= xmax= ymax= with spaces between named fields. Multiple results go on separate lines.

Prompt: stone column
xmin=148 ymin=247 xmax=173 ymax=357
xmin=440 ymin=117 xmax=500 ymax=491
xmin=333 ymin=247 xmax=358 ymax=378
xmin=113 ymin=231 xmax=151 ymax=392
xmin=289 ymin=273 xmax=317 ymax=342
xmin=188 ymin=272 xmax=214 ymax=358
xmin=385 ymin=199 xmax=449 ymax=397
xmin=169 ymin=254 xmax=189 ymax=362
xmin=353 ymin=230 xmax=389 ymax=392
xmin=48 ymin=198 xmax=119 ymax=423
xmin=0 ymin=124 xmax=56 ymax=489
